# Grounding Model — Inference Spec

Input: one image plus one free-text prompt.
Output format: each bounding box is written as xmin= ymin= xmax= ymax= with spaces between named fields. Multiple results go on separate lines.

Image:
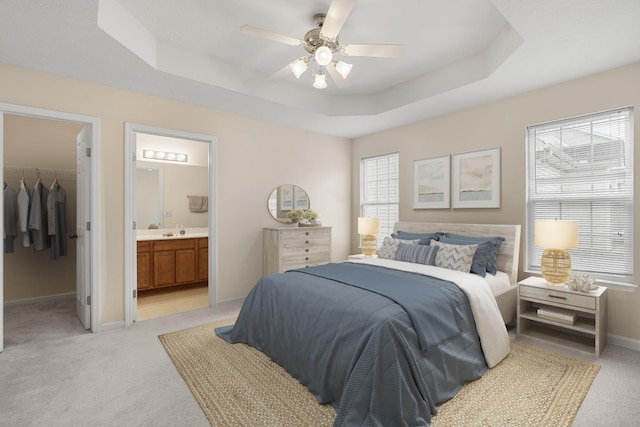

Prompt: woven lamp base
xmin=361 ymin=234 xmax=377 ymax=256
xmin=541 ymin=248 xmax=572 ymax=284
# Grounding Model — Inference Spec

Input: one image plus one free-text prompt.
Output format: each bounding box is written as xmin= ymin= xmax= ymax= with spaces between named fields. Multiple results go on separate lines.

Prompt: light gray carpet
xmin=1 ymin=295 xmax=639 ymax=426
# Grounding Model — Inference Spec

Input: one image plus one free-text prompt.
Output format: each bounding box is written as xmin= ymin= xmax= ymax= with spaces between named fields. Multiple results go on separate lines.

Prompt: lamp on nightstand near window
xmin=358 ymin=217 xmax=381 ymax=256
xmin=535 ymin=219 xmax=579 ymax=285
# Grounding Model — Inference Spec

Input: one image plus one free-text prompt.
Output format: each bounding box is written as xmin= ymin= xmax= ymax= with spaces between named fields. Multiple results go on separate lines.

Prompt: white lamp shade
xmin=335 ymin=60 xmax=353 ymax=79
xmin=315 ymin=46 xmax=333 ymax=66
xmin=358 ymin=217 xmax=381 ymax=235
xmin=535 ymin=220 xmax=579 ymax=249
xmin=289 ymin=57 xmax=309 ymax=79
xmin=313 ymin=70 xmax=327 ymax=89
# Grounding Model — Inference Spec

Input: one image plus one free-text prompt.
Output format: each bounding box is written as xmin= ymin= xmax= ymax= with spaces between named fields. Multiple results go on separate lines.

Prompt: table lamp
xmin=535 ymin=219 xmax=579 ymax=284
xmin=358 ymin=217 xmax=381 ymax=256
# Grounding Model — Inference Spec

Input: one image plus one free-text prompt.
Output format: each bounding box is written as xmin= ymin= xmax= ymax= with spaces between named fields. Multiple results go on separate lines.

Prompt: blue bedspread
xmin=217 ymin=262 xmax=487 ymax=426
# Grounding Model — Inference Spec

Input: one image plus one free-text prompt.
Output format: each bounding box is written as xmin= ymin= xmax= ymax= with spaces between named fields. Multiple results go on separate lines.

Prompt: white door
xmin=75 ymin=126 xmax=91 ymax=329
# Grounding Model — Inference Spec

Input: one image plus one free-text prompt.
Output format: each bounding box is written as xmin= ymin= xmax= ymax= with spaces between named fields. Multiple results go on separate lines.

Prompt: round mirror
xmin=267 ymin=184 xmax=310 ymax=224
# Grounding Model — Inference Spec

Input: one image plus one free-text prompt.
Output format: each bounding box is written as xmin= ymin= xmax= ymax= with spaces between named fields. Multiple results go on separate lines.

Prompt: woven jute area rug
xmin=159 ymin=318 xmax=599 ymax=426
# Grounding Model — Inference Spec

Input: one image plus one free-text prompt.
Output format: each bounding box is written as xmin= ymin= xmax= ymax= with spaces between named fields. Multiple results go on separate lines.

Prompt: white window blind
xmin=361 ymin=152 xmax=399 ymax=240
xmin=525 ymin=107 xmax=634 ymax=284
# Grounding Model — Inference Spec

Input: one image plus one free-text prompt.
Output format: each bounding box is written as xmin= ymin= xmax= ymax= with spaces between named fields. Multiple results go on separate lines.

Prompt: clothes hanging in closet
xmin=17 ymin=178 xmax=32 ymax=248
xmin=4 ymin=183 xmax=18 ymax=253
xmin=28 ymin=178 xmax=50 ymax=251
xmin=47 ymin=180 xmax=67 ymax=260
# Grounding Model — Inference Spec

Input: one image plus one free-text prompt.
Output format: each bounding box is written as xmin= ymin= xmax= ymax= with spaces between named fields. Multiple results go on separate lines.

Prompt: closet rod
xmin=4 ymin=166 xmax=77 ymax=178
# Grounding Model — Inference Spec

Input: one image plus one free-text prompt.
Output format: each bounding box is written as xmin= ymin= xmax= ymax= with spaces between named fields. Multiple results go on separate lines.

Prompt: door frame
xmin=123 ymin=123 xmax=217 ymax=326
xmin=0 ymin=103 xmax=102 ymax=352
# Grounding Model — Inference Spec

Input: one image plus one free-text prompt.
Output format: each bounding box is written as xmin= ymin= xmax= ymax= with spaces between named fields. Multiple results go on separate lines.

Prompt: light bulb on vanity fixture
xmin=143 ymin=149 xmax=188 ymax=163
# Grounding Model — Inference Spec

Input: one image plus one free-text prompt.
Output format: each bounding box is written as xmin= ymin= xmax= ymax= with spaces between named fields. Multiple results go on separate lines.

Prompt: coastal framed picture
xmin=452 ymin=147 xmax=501 ymax=208
xmin=413 ymin=155 xmax=450 ymax=209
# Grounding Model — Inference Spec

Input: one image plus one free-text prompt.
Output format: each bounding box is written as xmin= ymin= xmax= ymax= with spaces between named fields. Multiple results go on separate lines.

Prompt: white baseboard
xmin=100 ymin=320 xmax=125 ymax=331
xmin=608 ymin=333 xmax=640 ymax=352
xmin=4 ymin=292 xmax=76 ymax=307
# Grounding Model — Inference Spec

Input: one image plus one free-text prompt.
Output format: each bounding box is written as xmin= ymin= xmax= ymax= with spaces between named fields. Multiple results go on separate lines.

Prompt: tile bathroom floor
xmin=136 ymin=285 xmax=209 ymax=321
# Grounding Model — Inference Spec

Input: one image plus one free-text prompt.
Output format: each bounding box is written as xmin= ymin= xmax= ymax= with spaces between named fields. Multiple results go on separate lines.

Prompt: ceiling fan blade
xmin=320 ymin=0 xmax=356 ymax=41
xmin=325 ymin=63 xmax=350 ymax=88
xmin=241 ymin=25 xmax=303 ymax=46
xmin=269 ymin=63 xmax=294 ymax=80
xmin=341 ymin=44 xmax=404 ymax=58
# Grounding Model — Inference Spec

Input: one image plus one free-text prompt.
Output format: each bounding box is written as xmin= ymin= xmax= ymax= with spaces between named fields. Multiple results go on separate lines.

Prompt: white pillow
xmin=377 ymin=237 xmax=419 ymax=259
xmin=430 ymin=240 xmax=479 ymax=273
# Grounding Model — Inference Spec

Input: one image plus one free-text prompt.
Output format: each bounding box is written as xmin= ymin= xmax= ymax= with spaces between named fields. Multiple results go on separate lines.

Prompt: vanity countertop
xmin=136 ymin=228 xmax=208 ymax=241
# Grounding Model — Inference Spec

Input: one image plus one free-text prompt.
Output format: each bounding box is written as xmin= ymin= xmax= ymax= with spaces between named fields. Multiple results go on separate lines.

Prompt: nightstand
xmin=347 ymin=254 xmax=377 ymax=260
xmin=517 ymin=276 xmax=607 ymax=357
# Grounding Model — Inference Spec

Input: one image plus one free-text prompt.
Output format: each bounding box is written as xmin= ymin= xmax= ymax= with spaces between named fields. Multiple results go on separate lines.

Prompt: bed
xmin=217 ymin=222 xmax=521 ymax=426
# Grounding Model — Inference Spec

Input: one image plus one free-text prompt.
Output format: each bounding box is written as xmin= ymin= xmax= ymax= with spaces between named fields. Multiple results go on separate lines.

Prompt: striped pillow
xmin=395 ymin=242 xmax=439 ymax=265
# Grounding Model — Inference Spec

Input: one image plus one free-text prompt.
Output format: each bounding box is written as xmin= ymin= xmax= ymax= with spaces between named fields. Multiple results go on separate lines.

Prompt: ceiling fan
xmin=240 ymin=0 xmax=403 ymax=89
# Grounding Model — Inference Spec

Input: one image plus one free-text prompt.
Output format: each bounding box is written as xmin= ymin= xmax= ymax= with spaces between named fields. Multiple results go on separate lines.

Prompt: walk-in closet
xmin=3 ymin=114 xmax=85 ymax=345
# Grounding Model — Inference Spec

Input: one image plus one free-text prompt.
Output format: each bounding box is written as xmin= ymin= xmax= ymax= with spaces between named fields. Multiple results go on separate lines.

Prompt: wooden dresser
xmin=263 ymin=226 xmax=332 ymax=275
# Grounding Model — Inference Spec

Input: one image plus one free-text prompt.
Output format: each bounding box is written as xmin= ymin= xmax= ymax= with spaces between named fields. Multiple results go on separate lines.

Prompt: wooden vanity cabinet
xmin=136 ymin=241 xmax=153 ymax=290
xmin=197 ymin=238 xmax=209 ymax=282
xmin=136 ymin=237 xmax=208 ymax=292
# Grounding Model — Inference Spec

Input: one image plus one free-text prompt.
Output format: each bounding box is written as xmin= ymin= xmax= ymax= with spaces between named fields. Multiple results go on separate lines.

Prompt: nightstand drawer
xmin=520 ymin=285 xmax=596 ymax=310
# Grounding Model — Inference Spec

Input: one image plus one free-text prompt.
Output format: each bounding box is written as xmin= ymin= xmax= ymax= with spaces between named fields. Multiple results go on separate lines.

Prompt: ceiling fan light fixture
xmin=313 ymin=70 xmax=328 ymax=89
xmin=315 ymin=45 xmax=333 ymax=66
xmin=290 ymin=57 xmax=309 ymax=79
xmin=335 ymin=60 xmax=353 ymax=79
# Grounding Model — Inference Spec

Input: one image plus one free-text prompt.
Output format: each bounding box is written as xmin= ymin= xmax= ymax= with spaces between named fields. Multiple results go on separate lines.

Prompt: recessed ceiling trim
xmin=97 ymin=0 xmax=157 ymax=68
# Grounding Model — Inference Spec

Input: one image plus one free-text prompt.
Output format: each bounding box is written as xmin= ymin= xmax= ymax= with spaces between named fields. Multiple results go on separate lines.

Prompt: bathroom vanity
xmin=136 ymin=229 xmax=208 ymax=292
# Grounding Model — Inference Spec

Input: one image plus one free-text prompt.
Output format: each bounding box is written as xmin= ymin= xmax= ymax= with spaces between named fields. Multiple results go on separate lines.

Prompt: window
xmin=361 ymin=152 xmax=399 ymax=241
xmin=525 ymin=107 xmax=634 ymax=285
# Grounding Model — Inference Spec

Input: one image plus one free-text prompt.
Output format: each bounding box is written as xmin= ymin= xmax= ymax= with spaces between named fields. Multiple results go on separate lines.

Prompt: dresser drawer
xmin=283 ymin=252 xmax=330 ymax=269
xmin=519 ymin=284 xmax=596 ymax=310
xmin=282 ymin=229 xmax=329 ymax=244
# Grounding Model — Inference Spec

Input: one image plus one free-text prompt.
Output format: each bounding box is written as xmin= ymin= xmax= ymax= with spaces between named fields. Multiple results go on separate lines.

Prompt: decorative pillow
xmin=377 ymin=237 xmax=419 ymax=259
xmin=391 ymin=230 xmax=443 ymax=245
xmin=430 ymin=240 xmax=478 ymax=273
xmin=438 ymin=234 xmax=505 ymax=276
xmin=395 ymin=242 xmax=439 ymax=265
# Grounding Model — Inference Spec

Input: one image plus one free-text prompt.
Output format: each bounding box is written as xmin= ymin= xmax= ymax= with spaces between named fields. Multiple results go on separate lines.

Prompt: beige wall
xmin=0 ymin=63 xmax=351 ymax=324
xmin=352 ymin=61 xmax=640 ymax=343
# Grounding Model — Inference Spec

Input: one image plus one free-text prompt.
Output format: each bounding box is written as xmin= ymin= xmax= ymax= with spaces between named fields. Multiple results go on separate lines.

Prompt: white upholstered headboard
xmin=393 ymin=222 xmax=521 ymax=284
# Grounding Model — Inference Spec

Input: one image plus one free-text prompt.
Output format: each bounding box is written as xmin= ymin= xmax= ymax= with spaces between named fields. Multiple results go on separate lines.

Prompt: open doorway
xmin=0 ymin=104 xmax=101 ymax=352
xmin=124 ymin=123 xmax=216 ymax=326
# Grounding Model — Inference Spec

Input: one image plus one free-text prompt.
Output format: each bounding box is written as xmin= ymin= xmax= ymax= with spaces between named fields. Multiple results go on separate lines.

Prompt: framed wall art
xmin=452 ymin=147 xmax=501 ymax=208
xmin=413 ymin=155 xmax=450 ymax=209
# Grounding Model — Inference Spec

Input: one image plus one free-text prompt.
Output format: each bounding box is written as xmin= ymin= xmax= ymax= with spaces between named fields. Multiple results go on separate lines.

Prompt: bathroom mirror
xmin=136 ymin=166 xmax=163 ymax=229
xmin=267 ymin=185 xmax=310 ymax=223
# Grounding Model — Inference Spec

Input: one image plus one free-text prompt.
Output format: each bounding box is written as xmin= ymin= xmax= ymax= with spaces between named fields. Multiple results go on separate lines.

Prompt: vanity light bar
xmin=143 ymin=150 xmax=188 ymax=162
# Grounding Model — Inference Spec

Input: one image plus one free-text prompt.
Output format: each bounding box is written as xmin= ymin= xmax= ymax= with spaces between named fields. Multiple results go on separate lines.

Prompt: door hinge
xmin=133 ymin=289 xmax=137 ymax=299
xmin=133 ymin=152 xmax=137 ymax=161
xmin=86 ymin=147 xmax=91 ymax=157
xmin=133 ymin=221 xmax=137 ymax=230
xmin=86 ymin=295 xmax=91 ymax=305
xmin=86 ymin=221 xmax=91 ymax=231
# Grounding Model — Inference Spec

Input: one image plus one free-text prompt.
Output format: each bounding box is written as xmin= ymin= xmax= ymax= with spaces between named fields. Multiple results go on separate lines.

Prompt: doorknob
xmin=69 ymin=233 xmax=78 ymax=239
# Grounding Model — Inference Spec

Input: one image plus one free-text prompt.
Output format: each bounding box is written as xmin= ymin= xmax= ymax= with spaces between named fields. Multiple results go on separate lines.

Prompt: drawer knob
xmin=305 ymin=257 xmax=309 ymax=261
xmin=305 ymin=232 xmax=309 ymax=236
xmin=305 ymin=249 xmax=309 ymax=252
xmin=548 ymin=295 xmax=567 ymax=300
xmin=305 ymin=240 xmax=309 ymax=244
